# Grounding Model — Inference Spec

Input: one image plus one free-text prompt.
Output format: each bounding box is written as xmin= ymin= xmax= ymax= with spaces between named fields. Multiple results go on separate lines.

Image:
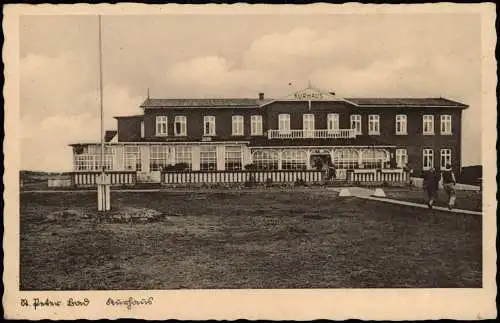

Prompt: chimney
xmin=258 ymin=92 xmax=265 ymax=100
xmin=329 ymin=91 xmax=336 ymax=96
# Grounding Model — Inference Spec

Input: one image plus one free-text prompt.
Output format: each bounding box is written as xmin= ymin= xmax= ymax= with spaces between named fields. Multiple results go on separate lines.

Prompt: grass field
xmin=20 ymin=189 xmax=482 ymax=290
xmin=383 ymin=187 xmax=482 ymax=212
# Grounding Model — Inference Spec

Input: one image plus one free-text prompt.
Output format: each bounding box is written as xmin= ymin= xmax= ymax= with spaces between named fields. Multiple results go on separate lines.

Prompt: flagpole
xmin=97 ymin=14 xmax=110 ymax=212
xmin=98 ymin=15 xmax=104 ymax=174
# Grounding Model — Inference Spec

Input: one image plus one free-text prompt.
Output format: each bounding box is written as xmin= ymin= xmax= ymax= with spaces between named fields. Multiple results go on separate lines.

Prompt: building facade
xmin=70 ymin=86 xmax=468 ymax=184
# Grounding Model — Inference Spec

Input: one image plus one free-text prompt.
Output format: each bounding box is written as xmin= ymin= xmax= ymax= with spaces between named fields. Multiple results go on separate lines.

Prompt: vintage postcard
xmin=3 ymin=3 xmax=497 ymax=320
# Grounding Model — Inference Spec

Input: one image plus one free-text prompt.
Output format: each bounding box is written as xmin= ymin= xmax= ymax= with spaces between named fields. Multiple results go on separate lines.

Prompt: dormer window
xmin=350 ymin=114 xmax=362 ymax=135
xmin=423 ymin=115 xmax=434 ymax=135
xmin=156 ymin=116 xmax=168 ymax=136
xmin=251 ymin=115 xmax=263 ymax=136
xmin=368 ymin=114 xmax=380 ymax=135
xmin=327 ymin=113 xmax=339 ymax=133
xmin=440 ymin=115 xmax=452 ymax=135
xmin=395 ymin=115 xmax=407 ymax=135
xmin=204 ymin=116 xmax=216 ymax=136
xmin=232 ymin=115 xmax=244 ymax=136
xmin=174 ymin=116 xmax=187 ymax=136
xmin=278 ymin=114 xmax=290 ymax=133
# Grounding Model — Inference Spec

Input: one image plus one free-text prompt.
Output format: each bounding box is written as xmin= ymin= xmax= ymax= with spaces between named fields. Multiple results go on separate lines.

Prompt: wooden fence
xmin=162 ymin=170 xmax=323 ymax=184
xmin=348 ymin=169 xmax=408 ymax=183
xmin=67 ymin=169 xmax=408 ymax=187
xmin=70 ymin=171 xmax=137 ymax=186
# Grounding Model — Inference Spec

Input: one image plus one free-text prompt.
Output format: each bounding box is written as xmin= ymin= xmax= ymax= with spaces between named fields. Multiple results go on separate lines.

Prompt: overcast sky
xmin=20 ymin=13 xmax=482 ymax=171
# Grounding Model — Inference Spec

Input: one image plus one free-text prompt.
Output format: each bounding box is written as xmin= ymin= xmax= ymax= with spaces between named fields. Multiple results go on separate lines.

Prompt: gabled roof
xmin=345 ymin=97 xmax=468 ymax=108
xmin=140 ymin=98 xmax=272 ymax=108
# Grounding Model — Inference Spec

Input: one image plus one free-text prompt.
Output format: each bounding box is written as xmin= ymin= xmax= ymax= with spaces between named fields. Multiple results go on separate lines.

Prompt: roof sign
xmin=293 ymin=87 xmax=326 ymax=100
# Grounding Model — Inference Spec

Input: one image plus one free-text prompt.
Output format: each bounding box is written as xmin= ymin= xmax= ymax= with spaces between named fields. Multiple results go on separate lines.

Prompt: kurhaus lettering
xmin=294 ymin=89 xmax=324 ymax=100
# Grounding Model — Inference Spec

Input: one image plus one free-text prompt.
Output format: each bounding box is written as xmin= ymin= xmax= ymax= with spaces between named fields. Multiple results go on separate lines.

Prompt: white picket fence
xmin=67 ymin=169 xmax=410 ymax=187
xmin=348 ymin=169 xmax=408 ymax=183
xmin=71 ymin=171 xmax=137 ymax=186
xmin=163 ymin=170 xmax=323 ymax=184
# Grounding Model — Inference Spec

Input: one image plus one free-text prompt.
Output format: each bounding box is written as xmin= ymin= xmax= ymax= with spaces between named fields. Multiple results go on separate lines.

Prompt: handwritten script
xmin=21 ymin=298 xmax=89 ymax=310
xmin=106 ymin=297 xmax=154 ymax=310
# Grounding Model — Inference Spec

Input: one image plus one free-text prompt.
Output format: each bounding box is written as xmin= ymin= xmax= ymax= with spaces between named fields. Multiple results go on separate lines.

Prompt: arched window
xmin=332 ymin=149 xmax=358 ymax=169
xmin=282 ymin=149 xmax=307 ymax=170
xmin=252 ymin=150 xmax=279 ymax=170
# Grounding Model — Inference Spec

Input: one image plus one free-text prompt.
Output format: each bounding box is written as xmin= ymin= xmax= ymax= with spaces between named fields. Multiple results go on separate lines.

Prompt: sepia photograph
xmin=3 ymin=3 xmax=497 ymax=320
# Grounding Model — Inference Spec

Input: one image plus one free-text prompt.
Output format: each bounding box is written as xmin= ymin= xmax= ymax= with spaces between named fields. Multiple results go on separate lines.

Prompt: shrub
xmin=172 ymin=163 xmax=189 ymax=171
xmin=162 ymin=163 xmax=190 ymax=172
xmin=162 ymin=164 xmax=176 ymax=172
xmin=294 ymin=178 xmax=306 ymax=187
xmin=245 ymin=173 xmax=257 ymax=187
xmin=244 ymin=164 xmax=256 ymax=170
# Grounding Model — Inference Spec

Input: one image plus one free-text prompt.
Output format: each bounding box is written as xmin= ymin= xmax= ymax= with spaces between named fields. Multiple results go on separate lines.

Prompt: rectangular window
xmin=203 ymin=116 xmax=216 ymax=136
xmin=423 ymin=115 xmax=434 ymax=135
xmin=350 ymin=114 xmax=362 ymax=135
xmin=232 ymin=115 xmax=244 ymax=136
xmin=440 ymin=115 xmax=452 ymax=135
xmin=303 ymin=114 xmax=315 ymax=138
xmin=156 ymin=116 xmax=168 ymax=136
xmin=225 ymin=145 xmax=242 ymax=171
xmin=440 ymin=148 xmax=452 ymax=170
xmin=150 ymin=145 xmax=170 ymax=171
xmin=395 ymin=115 xmax=407 ymax=135
xmin=395 ymin=148 xmax=408 ymax=168
xmin=175 ymin=146 xmax=192 ymax=170
xmin=327 ymin=113 xmax=339 ymax=132
xmin=74 ymin=154 xmax=94 ymax=171
xmin=174 ymin=116 xmax=187 ymax=136
xmin=124 ymin=145 xmax=141 ymax=171
xmin=278 ymin=114 xmax=290 ymax=133
xmin=368 ymin=114 xmax=380 ymax=135
xmin=422 ymin=148 xmax=434 ymax=170
xmin=251 ymin=115 xmax=263 ymax=136
xmin=74 ymin=146 xmax=114 ymax=171
xmin=140 ymin=121 xmax=145 ymax=138
xmin=282 ymin=150 xmax=307 ymax=170
xmin=253 ymin=150 xmax=279 ymax=170
xmin=200 ymin=145 xmax=217 ymax=171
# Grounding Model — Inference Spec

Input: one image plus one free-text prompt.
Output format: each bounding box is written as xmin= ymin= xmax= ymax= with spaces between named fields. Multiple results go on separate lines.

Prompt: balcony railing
xmin=267 ymin=129 xmax=357 ymax=139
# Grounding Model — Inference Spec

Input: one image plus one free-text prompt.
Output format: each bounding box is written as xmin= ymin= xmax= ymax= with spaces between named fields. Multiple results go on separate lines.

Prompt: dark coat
xmin=423 ymin=170 xmax=440 ymax=191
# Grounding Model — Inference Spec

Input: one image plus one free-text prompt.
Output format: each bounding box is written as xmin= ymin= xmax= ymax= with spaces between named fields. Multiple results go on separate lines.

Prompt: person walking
xmin=423 ymin=167 xmax=440 ymax=209
xmin=321 ymin=162 xmax=329 ymax=187
xmin=403 ymin=163 xmax=414 ymax=189
xmin=441 ymin=164 xmax=457 ymax=210
xmin=329 ymin=163 xmax=337 ymax=180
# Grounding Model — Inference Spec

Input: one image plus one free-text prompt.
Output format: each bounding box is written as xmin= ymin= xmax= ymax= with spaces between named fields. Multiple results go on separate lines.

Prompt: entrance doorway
xmin=310 ymin=154 xmax=332 ymax=171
